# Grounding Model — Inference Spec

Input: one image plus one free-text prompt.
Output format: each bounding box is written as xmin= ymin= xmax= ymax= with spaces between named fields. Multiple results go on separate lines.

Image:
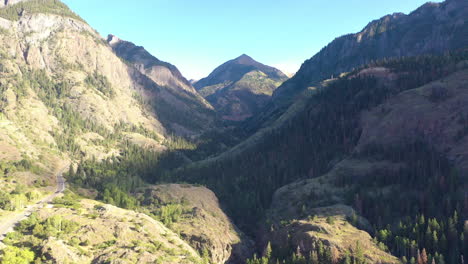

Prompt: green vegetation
xmin=0 ymin=160 xmax=45 ymax=211
xmin=0 ymin=0 xmax=84 ymax=22
xmin=155 ymin=203 xmax=183 ymax=226
xmin=16 ymin=69 xmax=160 ymax=158
xmin=1 ymin=213 xmax=80 ymax=263
xmin=375 ymin=212 xmax=465 ymax=264
xmin=246 ymin=240 xmax=349 ymax=264
xmin=84 ymin=71 xmax=115 ymax=98
xmin=56 ymin=50 xmax=468 ymax=263
xmin=170 ymin=50 xmax=468 ymax=235
xmin=0 ymin=246 xmax=35 ymax=264
xmin=51 ymin=190 xmax=81 ymax=209
xmin=18 ymin=69 xmax=111 ymax=156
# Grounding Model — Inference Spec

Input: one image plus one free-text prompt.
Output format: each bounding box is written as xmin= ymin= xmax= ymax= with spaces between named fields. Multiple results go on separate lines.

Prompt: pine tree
xmin=263 ymin=242 xmax=272 ymax=260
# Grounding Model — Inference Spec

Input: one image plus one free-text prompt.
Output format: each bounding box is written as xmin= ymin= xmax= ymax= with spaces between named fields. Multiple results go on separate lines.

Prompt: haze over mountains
xmin=0 ymin=0 xmax=467 ymax=263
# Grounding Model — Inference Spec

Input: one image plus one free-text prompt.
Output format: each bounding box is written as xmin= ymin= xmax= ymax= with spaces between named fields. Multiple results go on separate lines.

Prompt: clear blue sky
xmin=62 ymin=0 xmax=441 ymax=79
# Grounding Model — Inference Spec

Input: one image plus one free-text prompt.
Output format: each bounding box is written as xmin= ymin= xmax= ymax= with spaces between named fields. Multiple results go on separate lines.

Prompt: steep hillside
xmin=194 ymin=54 xmax=288 ymax=121
xmin=108 ymin=35 xmax=215 ymax=136
xmin=271 ymin=0 xmax=468 ymax=110
xmin=0 ymin=0 xmax=170 ymax=164
xmin=138 ymin=184 xmax=254 ymax=264
xmin=2 ymin=195 xmax=203 ymax=263
xmin=0 ymin=2 xmax=244 ymax=263
xmin=172 ymin=50 xmax=468 ymax=263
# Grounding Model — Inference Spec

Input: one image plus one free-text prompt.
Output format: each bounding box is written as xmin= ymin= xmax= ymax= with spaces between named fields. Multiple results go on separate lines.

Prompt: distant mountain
xmin=107 ymin=35 xmax=215 ymax=135
xmin=273 ymin=0 xmax=468 ymax=106
xmin=194 ymin=54 xmax=288 ymax=121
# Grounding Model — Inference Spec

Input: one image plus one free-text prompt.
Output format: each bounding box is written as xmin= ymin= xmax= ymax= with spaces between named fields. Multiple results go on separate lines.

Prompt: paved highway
xmin=0 ymin=165 xmax=68 ymax=242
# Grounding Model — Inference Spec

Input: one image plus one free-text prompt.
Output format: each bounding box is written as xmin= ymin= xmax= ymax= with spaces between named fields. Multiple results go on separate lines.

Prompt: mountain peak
xmin=233 ymin=54 xmax=256 ymax=65
xmin=107 ymin=34 xmax=121 ymax=46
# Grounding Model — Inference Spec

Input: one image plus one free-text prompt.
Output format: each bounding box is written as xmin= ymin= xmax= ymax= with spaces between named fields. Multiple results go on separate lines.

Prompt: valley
xmin=0 ymin=0 xmax=466 ymax=263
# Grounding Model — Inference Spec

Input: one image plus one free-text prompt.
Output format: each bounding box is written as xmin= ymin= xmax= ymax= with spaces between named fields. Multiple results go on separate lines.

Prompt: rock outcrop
xmin=139 ymin=184 xmax=254 ymax=264
xmin=108 ymin=34 xmax=215 ymax=136
xmin=273 ymin=0 xmax=468 ymax=106
xmin=0 ymin=0 xmax=202 ymax=171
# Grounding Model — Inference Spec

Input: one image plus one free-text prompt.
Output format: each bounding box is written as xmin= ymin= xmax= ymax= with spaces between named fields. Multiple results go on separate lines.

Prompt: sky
xmin=62 ymin=0 xmax=442 ymax=80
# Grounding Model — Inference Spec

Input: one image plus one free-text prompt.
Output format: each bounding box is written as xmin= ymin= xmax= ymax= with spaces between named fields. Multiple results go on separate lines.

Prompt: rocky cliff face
xmin=108 ymin=35 xmax=195 ymax=94
xmin=0 ymin=3 xmax=169 ymax=168
xmin=0 ymin=2 xmax=246 ymax=263
xmin=195 ymin=54 xmax=288 ymax=121
xmin=139 ymin=184 xmax=254 ymax=264
xmin=107 ymin=35 xmax=215 ymax=136
xmin=273 ymin=0 xmax=468 ymax=105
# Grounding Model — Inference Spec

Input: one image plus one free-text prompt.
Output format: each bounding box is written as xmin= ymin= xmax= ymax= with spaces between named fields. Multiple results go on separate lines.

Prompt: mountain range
xmin=0 ymin=0 xmax=466 ymax=263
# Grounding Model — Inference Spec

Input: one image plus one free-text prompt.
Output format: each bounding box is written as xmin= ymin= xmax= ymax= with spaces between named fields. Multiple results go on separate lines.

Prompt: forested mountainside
xmin=194 ymin=54 xmax=288 ymax=121
xmin=0 ymin=0 xmax=467 ymax=263
xmin=176 ymin=50 xmax=468 ymax=264
xmin=0 ymin=0 xmax=248 ymax=263
xmin=247 ymin=0 xmax=468 ymax=133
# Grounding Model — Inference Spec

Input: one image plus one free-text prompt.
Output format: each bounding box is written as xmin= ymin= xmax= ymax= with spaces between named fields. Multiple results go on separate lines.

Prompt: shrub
xmin=0 ymin=246 xmax=35 ymax=264
xmin=0 ymin=0 xmax=84 ymax=22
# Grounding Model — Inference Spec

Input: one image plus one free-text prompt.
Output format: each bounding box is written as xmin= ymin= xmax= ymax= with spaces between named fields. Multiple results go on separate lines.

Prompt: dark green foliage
xmin=154 ymin=204 xmax=183 ymax=226
xmin=247 ymin=240 xmax=343 ymax=264
xmin=169 ymin=50 xmax=468 ymax=233
xmin=102 ymin=184 xmax=138 ymax=209
xmin=84 ymin=71 xmax=115 ymax=98
xmin=2 ymin=213 xmax=80 ymax=263
xmin=376 ymin=212 xmax=465 ymax=264
xmin=352 ymin=142 xmax=464 ymax=223
xmin=51 ymin=191 xmax=80 ymax=209
xmin=19 ymin=69 xmax=111 ymax=156
xmin=7 ymin=213 xmax=79 ymax=242
xmin=0 ymin=246 xmax=35 ymax=264
xmin=0 ymin=0 xmax=84 ymax=22
xmin=65 ymin=144 xmax=163 ymax=209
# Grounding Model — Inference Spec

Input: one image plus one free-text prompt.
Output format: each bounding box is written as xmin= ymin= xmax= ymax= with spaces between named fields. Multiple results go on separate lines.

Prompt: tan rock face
xmin=267 ymin=205 xmax=400 ymax=264
xmin=139 ymin=184 xmax=254 ymax=264
xmin=273 ymin=0 xmax=468 ymax=106
xmin=0 ymin=11 xmax=170 ymax=169
xmin=108 ymin=35 xmax=215 ymax=136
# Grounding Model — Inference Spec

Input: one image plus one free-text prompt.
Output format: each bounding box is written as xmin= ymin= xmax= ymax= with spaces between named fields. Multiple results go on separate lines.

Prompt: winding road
xmin=0 ymin=165 xmax=68 ymax=242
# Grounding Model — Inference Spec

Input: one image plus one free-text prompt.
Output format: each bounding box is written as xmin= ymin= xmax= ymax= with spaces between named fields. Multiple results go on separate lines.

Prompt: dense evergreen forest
xmin=63 ymin=50 xmax=468 ymax=263
xmin=189 ymin=50 xmax=467 ymax=263
xmin=170 ymin=50 xmax=468 ymax=229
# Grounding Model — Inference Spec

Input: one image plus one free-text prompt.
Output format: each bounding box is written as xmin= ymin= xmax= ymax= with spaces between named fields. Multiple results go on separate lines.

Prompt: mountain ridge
xmin=107 ymin=34 xmax=216 ymax=136
xmin=272 ymin=0 xmax=468 ymax=105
